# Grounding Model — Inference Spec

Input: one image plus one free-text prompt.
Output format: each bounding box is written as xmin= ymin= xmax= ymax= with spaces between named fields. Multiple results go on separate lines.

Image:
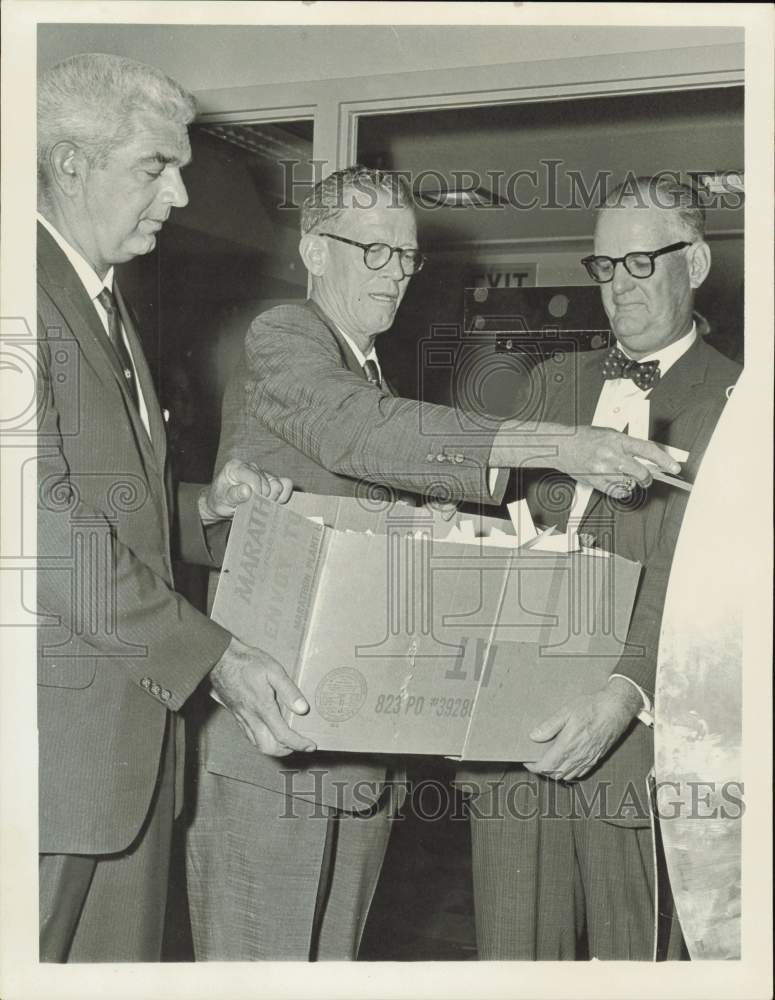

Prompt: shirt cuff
xmin=609 ymin=673 xmax=654 ymax=727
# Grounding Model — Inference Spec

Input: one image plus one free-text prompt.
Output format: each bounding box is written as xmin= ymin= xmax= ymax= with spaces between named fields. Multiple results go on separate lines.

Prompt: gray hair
xmin=38 ymin=52 xmax=196 ymax=197
xmin=300 ymin=164 xmax=414 ymax=235
xmin=600 ymin=174 xmax=706 ymax=242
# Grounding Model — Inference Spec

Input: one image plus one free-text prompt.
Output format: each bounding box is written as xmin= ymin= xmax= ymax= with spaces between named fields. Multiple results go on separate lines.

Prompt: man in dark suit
xmin=36 ymin=53 xmax=312 ymax=963
xmin=186 ymin=165 xmax=683 ymax=960
xmin=464 ymin=177 xmax=742 ymax=960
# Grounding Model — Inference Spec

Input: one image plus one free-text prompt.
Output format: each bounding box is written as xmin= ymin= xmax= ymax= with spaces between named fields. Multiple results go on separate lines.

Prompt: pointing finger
xmin=623 ymin=436 xmax=681 ymax=475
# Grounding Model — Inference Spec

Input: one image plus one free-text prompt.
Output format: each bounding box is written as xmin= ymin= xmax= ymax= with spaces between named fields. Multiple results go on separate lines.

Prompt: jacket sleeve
xmin=240 ymin=305 xmax=509 ymax=505
xmin=36 ymin=332 xmax=231 ymax=712
xmin=174 ymin=480 xmax=231 ymax=568
xmin=517 ymin=358 xmax=579 ymax=524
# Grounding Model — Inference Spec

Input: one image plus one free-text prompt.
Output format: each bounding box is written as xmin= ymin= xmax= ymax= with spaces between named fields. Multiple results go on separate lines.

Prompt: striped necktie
xmin=362 ymin=358 xmax=382 ymax=389
xmin=96 ymin=286 xmax=139 ymax=408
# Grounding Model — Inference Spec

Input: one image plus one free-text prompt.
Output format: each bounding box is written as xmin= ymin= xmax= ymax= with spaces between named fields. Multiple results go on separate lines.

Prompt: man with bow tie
xmin=185 ymin=165 xmax=683 ymax=961
xmin=463 ymin=176 xmax=742 ymax=960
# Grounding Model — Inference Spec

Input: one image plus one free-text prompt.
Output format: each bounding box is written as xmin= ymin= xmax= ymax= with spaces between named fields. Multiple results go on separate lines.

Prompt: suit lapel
xmin=647 ymin=338 xmax=709 ymax=441
xmin=582 ymin=338 xmax=710 ymax=531
xmin=577 ymin=357 xmax=606 ymax=427
xmin=38 ymin=224 xmax=129 ymax=392
xmin=577 ymin=342 xmax=708 ymax=435
xmin=37 ymin=223 xmax=164 ymax=484
xmin=307 ymin=299 xmax=391 ymax=388
xmin=333 ymin=329 xmax=367 ymax=379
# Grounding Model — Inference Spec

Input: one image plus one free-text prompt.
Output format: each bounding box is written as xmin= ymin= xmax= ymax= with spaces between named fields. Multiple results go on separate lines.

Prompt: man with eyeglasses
xmin=186 ymin=165 xmax=684 ymax=961
xmin=463 ymin=176 xmax=741 ymax=961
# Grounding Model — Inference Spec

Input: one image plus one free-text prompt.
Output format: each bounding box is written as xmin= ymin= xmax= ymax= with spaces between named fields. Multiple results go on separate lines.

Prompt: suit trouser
xmin=467 ymin=769 xmax=684 ymax=961
xmin=186 ymin=768 xmax=392 ymax=960
xmin=39 ymin=716 xmax=176 ymax=962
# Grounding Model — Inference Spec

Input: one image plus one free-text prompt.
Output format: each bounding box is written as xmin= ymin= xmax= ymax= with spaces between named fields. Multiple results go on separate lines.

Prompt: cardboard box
xmin=211 ymin=493 xmax=641 ymax=761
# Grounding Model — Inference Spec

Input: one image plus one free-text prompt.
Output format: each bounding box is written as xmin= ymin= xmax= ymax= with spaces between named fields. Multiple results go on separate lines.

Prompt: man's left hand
xmin=525 ymin=677 xmax=642 ymax=782
xmin=200 ymin=458 xmax=293 ymax=524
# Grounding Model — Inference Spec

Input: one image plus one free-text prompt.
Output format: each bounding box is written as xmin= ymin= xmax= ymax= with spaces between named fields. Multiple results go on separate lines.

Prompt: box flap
xmin=211 ymin=495 xmax=326 ymax=679
xmin=211 ymin=492 xmax=643 ymax=762
xmin=458 ymin=550 xmax=642 ymax=761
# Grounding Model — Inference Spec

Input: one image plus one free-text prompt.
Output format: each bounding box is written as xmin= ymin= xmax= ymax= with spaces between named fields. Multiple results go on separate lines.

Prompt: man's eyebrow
xmin=138 ymin=151 xmax=192 ymax=168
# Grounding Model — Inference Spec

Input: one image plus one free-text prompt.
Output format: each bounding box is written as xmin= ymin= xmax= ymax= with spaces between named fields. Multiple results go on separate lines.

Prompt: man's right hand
xmin=555 ymin=425 xmax=681 ymax=494
xmin=210 ymin=637 xmax=316 ymax=757
xmin=490 ymin=421 xmax=682 ymax=493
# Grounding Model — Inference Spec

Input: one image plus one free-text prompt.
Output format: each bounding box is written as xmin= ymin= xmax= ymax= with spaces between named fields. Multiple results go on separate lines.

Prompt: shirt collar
xmin=308 ymin=299 xmax=380 ymax=369
xmin=333 ymin=326 xmax=379 ymax=369
xmin=37 ymin=212 xmax=114 ymax=300
xmin=618 ymin=321 xmax=697 ymax=377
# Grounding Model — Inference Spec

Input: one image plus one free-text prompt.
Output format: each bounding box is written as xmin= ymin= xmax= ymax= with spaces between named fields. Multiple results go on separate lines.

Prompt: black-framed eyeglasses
xmin=319 ymin=232 xmax=426 ymax=276
xmin=581 ymin=241 xmax=692 ymax=283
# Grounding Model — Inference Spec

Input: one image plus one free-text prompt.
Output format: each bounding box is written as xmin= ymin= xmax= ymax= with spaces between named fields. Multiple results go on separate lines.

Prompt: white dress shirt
xmin=567 ymin=324 xmax=697 ymax=530
xmin=569 ymin=324 xmax=697 ymax=722
xmin=336 ymin=327 xmax=383 ymax=383
xmin=37 ymin=213 xmax=151 ymax=437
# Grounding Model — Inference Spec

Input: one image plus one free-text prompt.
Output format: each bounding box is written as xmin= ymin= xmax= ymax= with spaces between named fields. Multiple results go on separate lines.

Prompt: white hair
xmin=599 ymin=175 xmax=706 ymax=243
xmin=38 ymin=52 xmax=196 ymax=199
xmin=301 ymin=164 xmax=414 ymax=235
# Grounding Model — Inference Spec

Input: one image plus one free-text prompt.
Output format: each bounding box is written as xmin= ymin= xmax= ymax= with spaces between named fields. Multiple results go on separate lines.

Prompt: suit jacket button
xmin=425 ymin=454 xmax=435 ymax=462
xmin=454 ymin=454 xmax=464 ymax=464
xmin=160 ymin=688 xmax=171 ymax=701
xmin=151 ymin=682 xmax=161 ymax=697
xmin=436 ymin=454 xmax=446 ymax=462
xmin=141 ymin=676 xmax=152 ymax=689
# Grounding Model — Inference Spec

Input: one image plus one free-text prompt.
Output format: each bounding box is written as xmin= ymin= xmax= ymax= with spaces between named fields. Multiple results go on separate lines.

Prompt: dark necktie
xmin=601 ymin=345 xmax=660 ymax=392
xmin=363 ymin=358 xmax=382 ymax=389
xmin=96 ymin=286 xmax=139 ymax=408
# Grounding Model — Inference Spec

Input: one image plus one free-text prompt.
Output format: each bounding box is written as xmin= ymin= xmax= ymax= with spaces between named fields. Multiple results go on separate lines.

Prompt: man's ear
xmin=48 ymin=141 xmax=89 ymax=200
xmin=687 ymin=240 xmax=711 ymax=290
xmin=299 ymin=233 xmax=329 ymax=277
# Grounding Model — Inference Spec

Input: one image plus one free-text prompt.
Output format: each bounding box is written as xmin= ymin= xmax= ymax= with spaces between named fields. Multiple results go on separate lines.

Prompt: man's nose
xmin=161 ymin=167 xmax=189 ymax=209
xmin=611 ymin=259 xmax=634 ymax=294
xmin=384 ymin=249 xmax=407 ymax=280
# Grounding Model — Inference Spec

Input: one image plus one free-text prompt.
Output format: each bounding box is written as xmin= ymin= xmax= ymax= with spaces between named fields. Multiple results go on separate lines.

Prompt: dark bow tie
xmin=601 ymin=346 xmax=660 ymax=391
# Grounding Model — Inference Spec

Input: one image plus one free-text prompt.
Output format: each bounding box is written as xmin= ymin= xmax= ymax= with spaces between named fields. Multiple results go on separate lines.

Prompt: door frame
xmin=194 ymin=41 xmax=744 ymax=175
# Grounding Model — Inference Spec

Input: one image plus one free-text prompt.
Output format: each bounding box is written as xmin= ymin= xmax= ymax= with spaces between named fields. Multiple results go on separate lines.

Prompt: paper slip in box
xmin=211 ymin=493 xmax=641 ymax=761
